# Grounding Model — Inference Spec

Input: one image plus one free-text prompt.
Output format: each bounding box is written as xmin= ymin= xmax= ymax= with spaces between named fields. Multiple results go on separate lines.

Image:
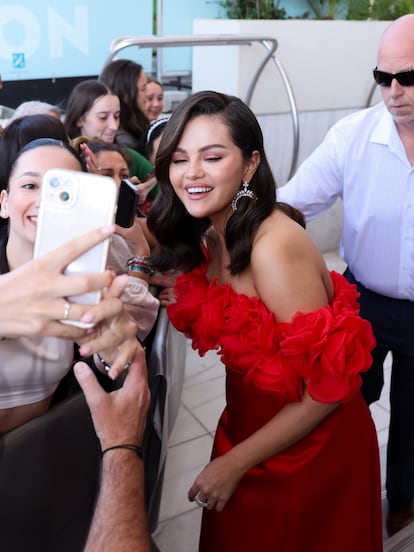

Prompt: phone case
xmin=115 ymin=179 xmax=138 ymax=228
xmin=34 ymin=169 xmax=118 ymax=310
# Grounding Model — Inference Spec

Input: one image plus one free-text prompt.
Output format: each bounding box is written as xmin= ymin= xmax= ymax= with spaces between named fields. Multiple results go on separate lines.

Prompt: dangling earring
xmin=231 ymin=181 xmax=257 ymax=212
xmin=0 ymin=191 xmax=8 ymax=219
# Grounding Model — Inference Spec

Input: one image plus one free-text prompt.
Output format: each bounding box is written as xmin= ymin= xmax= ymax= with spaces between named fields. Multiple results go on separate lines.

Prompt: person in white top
xmin=0 ymin=138 xmax=140 ymax=433
xmin=278 ymin=13 xmax=414 ymax=537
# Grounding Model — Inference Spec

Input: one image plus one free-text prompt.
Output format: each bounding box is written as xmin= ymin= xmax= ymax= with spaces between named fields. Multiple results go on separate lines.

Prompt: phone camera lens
xmin=60 ymin=191 xmax=70 ymax=202
xmin=49 ymin=177 xmax=60 ymax=188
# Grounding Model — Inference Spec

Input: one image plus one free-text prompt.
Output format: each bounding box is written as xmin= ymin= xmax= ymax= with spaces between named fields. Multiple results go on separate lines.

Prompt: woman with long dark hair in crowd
xmin=99 ymin=59 xmax=150 ymax=153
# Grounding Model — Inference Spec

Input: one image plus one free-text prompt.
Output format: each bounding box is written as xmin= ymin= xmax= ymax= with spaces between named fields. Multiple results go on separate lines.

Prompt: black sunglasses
xmin=373 ymin=67 xmax=414 ymax=87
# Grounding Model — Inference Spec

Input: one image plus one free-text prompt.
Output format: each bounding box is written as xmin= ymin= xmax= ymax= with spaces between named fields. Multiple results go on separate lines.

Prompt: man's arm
xmin=86 ymin=449 xmax=149 ymax=552
xmin=277 ymin=125 xmax=344 ymax=221
xmin=74 ymin=347 xmax=151 ymax=552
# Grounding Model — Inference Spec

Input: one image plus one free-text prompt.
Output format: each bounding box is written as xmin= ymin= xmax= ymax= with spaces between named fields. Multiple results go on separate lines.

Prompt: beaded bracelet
xmin=127 ymin=255 xmax=151 ymax=267
xmin=96 ymin=353 xmax=112 ymax=373
xmin=95 ymin=353 xmax=132 ymax=374
xmin=101 ymin=444 xmax=142 ymax=458
xmin=128 ymin=263 xmax=154 ymax=276
xmin=127 ymin=256 xmax=155 ymax=277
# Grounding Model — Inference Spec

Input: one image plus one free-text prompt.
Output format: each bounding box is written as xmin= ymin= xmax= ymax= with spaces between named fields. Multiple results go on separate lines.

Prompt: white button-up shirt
xmin=278 ymin=102 xmax=414 ymax=300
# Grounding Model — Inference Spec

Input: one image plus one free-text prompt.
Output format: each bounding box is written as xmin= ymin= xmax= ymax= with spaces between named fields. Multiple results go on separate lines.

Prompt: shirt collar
xmin=370 ymin=105 xmax=396 ymax=147
xmin=369 ymin=103 xmax=408 ymax=164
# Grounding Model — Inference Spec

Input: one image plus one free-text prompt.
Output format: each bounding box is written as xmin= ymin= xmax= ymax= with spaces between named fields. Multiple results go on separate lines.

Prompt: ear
xmin=76 ymin=116 xmax=84 ymax=129
xmin=243 ymin=150 xmax=260 ymax=183
xmin=0 ymin=190 xmax=9 ymax=219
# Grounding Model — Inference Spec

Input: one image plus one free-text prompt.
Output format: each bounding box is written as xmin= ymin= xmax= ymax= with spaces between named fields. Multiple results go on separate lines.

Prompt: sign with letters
xmin=0 ymin=1 xmax=153 ymax=82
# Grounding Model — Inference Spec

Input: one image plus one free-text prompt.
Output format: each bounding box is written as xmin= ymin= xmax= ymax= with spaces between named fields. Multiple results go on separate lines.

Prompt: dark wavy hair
xmin=147 ymin=90 xmax=304 ymax=274
xmin=64 ymin=79 xmax=113 ymax=140
xmin=99 ymin=59 xmax=149 ymax=140
xmin=0 ymin=114 xmax=70 ymax=192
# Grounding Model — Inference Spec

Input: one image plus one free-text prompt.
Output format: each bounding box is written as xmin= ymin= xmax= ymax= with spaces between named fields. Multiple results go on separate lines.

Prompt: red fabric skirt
xmin=199 ymin=376 xmax=382 ymax=552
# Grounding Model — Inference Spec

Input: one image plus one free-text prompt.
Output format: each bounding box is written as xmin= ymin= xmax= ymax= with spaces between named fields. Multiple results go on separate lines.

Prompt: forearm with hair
xmin=84 ymin=450 xmax=150 ymax=552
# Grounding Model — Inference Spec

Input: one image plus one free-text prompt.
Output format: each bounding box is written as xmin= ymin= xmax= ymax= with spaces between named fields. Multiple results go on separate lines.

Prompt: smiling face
xmin=77 ymin=94 xmax=121 ymax=143
xmin=95 ymin=149 xmax=130 ymax=187
xmin=169 ymin=114 xmax=259 ymax=228
xmin=0 ymin=145 xmax=82 ymax=267
xmin=146 ymin=81 xmax=164 ymax=121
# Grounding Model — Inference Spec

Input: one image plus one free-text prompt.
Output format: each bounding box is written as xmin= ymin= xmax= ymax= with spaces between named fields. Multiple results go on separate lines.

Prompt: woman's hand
xmin=149 ymin=271 xmax=179 ymax=289
xmin=0 ymin=226 xmax=116 ymax=340
xmin=135 ymin=217 xmax=158 ymax=249
xmin=79 ymin=142 xmax=99 ymax=174
xmin=188 ymin=455 xmax=246 ymax=512
xmin=115 ymin=216 xmax=151 ymax=257
xmin=158 ymin=287 xmax=176 ymax=307
xmin=77 ymin=274 xmax=140 ymax=380
xmin=136 ymin=176 xmax=157 ymax=205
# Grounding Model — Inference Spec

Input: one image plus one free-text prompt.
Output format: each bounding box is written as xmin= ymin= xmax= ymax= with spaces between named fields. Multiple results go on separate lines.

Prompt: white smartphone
xmin=34 ymin=169 xmax=118 ymax=327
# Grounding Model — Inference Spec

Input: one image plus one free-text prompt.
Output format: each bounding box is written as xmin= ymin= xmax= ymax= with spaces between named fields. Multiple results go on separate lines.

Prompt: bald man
xmin=278 ymin=14 xmax=414 ymax=537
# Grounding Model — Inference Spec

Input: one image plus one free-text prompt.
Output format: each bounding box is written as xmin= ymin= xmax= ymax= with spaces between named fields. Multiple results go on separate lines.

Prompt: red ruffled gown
xmin=167 ymin=268 xmax=382 ymax=552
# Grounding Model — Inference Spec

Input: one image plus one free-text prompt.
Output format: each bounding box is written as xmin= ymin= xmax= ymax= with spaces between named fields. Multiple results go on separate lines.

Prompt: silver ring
xmin=123 ymin=361 xmax=131 ymax=371
xmin=63 ymin=301 xmax=71 ymax=321
xmin=195 ymin=496 xmax=208 ymax=508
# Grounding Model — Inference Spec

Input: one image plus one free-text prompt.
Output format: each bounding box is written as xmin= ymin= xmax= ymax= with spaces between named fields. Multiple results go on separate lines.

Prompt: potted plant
xmin=217 ymin=0 xmax=414 ymax=20
xmin=217 ymin=0 xmax=288 ymax=19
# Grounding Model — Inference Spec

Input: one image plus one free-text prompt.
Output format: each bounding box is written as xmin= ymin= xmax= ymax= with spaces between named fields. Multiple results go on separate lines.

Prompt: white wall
xmin=192 ymin=18 xmax=392 ymax=253
xmin=258 ymin=109 xmax=350 ymax=252
xmin=193 ymin=19 xmax=389 ymax=114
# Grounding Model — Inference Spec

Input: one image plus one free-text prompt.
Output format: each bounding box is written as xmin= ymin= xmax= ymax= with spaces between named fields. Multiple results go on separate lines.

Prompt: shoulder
xmin=116 ymin=130 xmax=139 ymax=150
xmin=328 ymin=103 xmax=386 ymax=138
xmin=251 ymin=210 xmax=332 ymax=321
xmin=253 ymin=209 xmax=317 ymax=264
xmin=126 ymin=148 xmax=152 ymax=167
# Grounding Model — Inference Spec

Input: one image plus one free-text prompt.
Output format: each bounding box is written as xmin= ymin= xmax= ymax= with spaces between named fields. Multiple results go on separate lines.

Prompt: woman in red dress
xmin=147 ymin=91 xmax=382 ymax=551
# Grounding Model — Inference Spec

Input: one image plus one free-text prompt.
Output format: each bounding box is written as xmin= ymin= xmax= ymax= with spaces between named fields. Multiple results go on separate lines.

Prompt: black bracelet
xmin=101 ymin=444 xmax=142 ymax=458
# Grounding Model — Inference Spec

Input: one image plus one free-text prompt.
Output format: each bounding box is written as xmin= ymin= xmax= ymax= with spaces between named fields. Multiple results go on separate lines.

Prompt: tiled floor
xmin=152 ymin=252 xmax=391 ymax=551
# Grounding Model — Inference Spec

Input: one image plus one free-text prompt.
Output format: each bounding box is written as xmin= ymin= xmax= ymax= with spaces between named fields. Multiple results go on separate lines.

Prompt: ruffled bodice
xmin=167 ymin=266 xmax=375 ymax=404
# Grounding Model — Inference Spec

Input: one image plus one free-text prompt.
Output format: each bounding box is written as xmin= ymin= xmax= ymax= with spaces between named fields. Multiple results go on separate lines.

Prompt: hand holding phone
xmin=34 ymin=169 xmax=118 ymax=326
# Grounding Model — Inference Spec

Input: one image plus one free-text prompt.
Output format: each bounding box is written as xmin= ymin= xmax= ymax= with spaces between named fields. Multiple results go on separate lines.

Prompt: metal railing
xmin=105 ymin=34 xmax=299 ymax=179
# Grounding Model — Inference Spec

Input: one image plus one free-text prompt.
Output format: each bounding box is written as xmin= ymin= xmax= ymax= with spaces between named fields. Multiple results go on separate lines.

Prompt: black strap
xmin=101 ymin=444 xmax=142 ymax=458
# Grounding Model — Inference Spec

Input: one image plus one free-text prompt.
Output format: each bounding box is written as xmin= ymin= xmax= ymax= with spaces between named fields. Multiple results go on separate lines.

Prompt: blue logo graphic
xmin=12 ymin=53 xmax=26 ymax=69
